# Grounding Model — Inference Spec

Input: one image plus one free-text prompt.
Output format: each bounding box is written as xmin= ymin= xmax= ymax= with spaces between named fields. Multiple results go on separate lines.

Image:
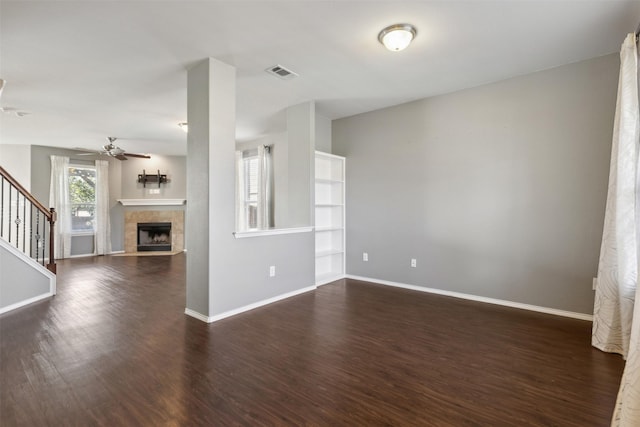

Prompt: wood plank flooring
xmin=0 ymin=254 xmax=624 ymax=426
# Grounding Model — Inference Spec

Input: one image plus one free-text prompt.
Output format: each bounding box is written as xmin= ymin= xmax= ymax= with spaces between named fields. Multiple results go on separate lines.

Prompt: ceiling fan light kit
xmin=378 ymin=23 xmax=417 ymax=51
xmin=77 ymin=137 xmax=151 ymax=161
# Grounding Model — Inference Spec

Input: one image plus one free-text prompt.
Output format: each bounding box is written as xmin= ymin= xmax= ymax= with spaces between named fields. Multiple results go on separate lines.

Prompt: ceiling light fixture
xmin=178 ymin=122 xmax=188 ymax=133
xmin=378 ymin=23 xmax=417 ymax=51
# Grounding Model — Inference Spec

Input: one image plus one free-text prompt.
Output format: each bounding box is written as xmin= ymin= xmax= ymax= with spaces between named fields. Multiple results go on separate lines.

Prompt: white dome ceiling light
xmin=378 ymin=23 xmax=417 ymax=52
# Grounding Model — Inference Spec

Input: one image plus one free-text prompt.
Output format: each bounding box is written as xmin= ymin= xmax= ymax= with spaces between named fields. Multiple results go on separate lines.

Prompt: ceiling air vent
xmin=265 ymin=64 xmax=298 ymax=80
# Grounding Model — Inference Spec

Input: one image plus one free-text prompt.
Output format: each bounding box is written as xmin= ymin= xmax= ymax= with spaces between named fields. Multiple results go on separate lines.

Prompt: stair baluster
xmin=0 ymin=166 xmax=56 ymax=273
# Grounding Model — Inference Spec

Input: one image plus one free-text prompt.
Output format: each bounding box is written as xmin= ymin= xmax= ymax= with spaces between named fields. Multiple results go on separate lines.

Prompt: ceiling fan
xmin=77 ymin=137 xmax=151 ymax=161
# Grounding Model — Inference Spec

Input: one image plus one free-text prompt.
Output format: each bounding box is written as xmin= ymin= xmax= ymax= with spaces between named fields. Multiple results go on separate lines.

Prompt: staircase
xmin=1 ymin=165 xmax=56 ymax=314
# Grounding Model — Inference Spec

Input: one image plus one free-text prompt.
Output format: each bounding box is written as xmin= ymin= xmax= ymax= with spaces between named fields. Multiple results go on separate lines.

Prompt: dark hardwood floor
xmin=1 ymin=254 xmax=624 ymax=426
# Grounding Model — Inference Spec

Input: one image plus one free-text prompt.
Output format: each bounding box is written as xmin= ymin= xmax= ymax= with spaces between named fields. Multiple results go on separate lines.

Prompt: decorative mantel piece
xmin=118 ymin=199 xmax=186 ymax=206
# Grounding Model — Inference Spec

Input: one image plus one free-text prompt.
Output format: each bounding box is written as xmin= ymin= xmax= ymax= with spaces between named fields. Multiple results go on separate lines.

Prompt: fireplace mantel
xmin=118 ymin=199 xmax=186 ymax=206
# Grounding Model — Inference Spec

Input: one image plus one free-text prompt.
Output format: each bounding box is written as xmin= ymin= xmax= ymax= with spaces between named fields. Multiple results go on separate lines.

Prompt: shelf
xmin=316 ymin=249 xmax=344 ymax=257
xmin=315 ymin=151 xmax=345 ymax=286
xmin=118 ymin=199 xmax=186 ymax=206
xmin=315 ymin=226 xmax=343 ymax=232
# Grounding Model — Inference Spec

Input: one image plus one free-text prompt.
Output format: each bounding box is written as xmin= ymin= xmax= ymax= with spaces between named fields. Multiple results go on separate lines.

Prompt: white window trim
xmin=233 ymin=226 xmax=314 ymax=239
xmin=68 ymin=164 xmax=97 ymax=234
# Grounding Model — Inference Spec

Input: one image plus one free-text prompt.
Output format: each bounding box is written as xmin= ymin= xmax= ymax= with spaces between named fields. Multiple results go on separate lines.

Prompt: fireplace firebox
xmin=137 ymin=222 xmax=172 ymax=252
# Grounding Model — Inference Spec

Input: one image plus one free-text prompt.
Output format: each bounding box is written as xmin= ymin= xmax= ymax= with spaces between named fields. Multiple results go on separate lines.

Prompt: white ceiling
xmin=1 ymin=1 xmax=638 ymax=156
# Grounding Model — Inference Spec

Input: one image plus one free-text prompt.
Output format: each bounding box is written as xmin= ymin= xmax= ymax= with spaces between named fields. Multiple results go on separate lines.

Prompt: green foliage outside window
xmin=69 ymin=167 xmax=96 ymax=203
xmin=69 ymin=167 xmax=96 ymax=232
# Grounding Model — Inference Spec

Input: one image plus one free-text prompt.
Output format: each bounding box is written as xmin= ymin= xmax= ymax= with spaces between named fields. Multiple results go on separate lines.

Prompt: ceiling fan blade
xmin=123 ymin=153 xmax=151 ymax=159
xmin=78 ymin=139 xmax=147 ymax=161
xmin=74 ymin=147 xmax=102 ymax=154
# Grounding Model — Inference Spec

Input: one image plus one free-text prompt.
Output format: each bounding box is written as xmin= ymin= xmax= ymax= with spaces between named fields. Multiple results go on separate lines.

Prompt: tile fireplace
xmin=124 ymin=210 xmax=184 ymax=253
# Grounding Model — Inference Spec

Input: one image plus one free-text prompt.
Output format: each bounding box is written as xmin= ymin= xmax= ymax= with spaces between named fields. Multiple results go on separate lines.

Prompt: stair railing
xmin=0 ymin=166 xmax=56 ymax=273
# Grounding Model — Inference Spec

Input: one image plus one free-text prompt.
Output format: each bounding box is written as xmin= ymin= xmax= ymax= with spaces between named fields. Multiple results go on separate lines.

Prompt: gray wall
xmin=29 ymin=146 xmax=187 ymax=255
xmin=316 ymin=114 xmax=332 ymax=153
xmin=187 ymin=59 xmax=314 ymax=319
xmin=333 ymin=54 xmax=618 ymax=314
xmin=119 ymin=155 xmax=186 ymax=199
xmin=286 ymin=102 xmax=314 ymax=228
xmin=0 ymin=240 xmax=53 ymax=311
xmin=115 ymin=154 xmax=186 ymax=251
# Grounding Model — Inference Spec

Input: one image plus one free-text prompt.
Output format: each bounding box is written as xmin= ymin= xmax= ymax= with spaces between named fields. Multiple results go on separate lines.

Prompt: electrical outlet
xmin=592 ymin=277 xmax=597 ymax=290
xmin=148 ymin=188 xmax=160 ymax=195
xmin=363 ymin=252 xmax=368 ymax=262
xmin=269 ymin=266 xmax=276 ymax=277
xmin=411 ymin=258 xmax=417 ymax=268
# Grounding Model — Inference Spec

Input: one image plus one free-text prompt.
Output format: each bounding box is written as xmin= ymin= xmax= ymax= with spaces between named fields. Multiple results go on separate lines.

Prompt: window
xmin=242 ymin=151 xmax=259 ymax=230
xmin=68 ymin=166 xmax=96 ymax=233
xmin=236 ymin=145 xmax=274 ymax=232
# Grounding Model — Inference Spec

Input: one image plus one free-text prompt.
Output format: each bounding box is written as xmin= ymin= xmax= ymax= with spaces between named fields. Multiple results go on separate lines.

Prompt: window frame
xmin=68 ymin=164 xmax=97 ymax=236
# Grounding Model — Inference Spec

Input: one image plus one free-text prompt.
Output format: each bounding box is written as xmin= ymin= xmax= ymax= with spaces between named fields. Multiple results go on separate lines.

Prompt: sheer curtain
xmin=591 ymin=33 xmax=640 ymax=426
xmin=94 ymin=160 xmax=111 ymax=255
xmin=235 ymin=151 xmax=247 ymax=231
xmin=49 ymin=155 xmax=71 ymax=259
xmin=235 ymin=146 xmax=274 ymax=231
xmin=257 ymin=145 xmax=274 ymax=229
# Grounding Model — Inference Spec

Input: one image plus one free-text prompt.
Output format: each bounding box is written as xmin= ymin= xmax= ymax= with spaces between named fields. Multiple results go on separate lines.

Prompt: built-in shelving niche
xmin=315 ymin=151 xmax=345 ymax=285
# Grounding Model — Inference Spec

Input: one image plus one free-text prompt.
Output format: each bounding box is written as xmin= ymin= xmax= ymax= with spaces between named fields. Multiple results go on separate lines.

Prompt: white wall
xmin=0 ymin=144 xmax=31 ymax=190
xmin=333 ymin=54 xmax=619 ymax=315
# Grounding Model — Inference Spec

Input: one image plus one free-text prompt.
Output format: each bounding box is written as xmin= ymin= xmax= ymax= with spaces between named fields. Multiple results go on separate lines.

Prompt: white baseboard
xmin=346 ymin=274 xmax=593 ymax=322
xmin=65 ymin=250 xmax=125 ymax=258
xmin=0 ymin=291 xmax=54 ymax=315
xmin=68 ymin=253 xmax=96 ymax=258
xmin=184 ymin=285 xmax=317 ymax=323
xmin=184 ymin=308 xmax=211 ymax=323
